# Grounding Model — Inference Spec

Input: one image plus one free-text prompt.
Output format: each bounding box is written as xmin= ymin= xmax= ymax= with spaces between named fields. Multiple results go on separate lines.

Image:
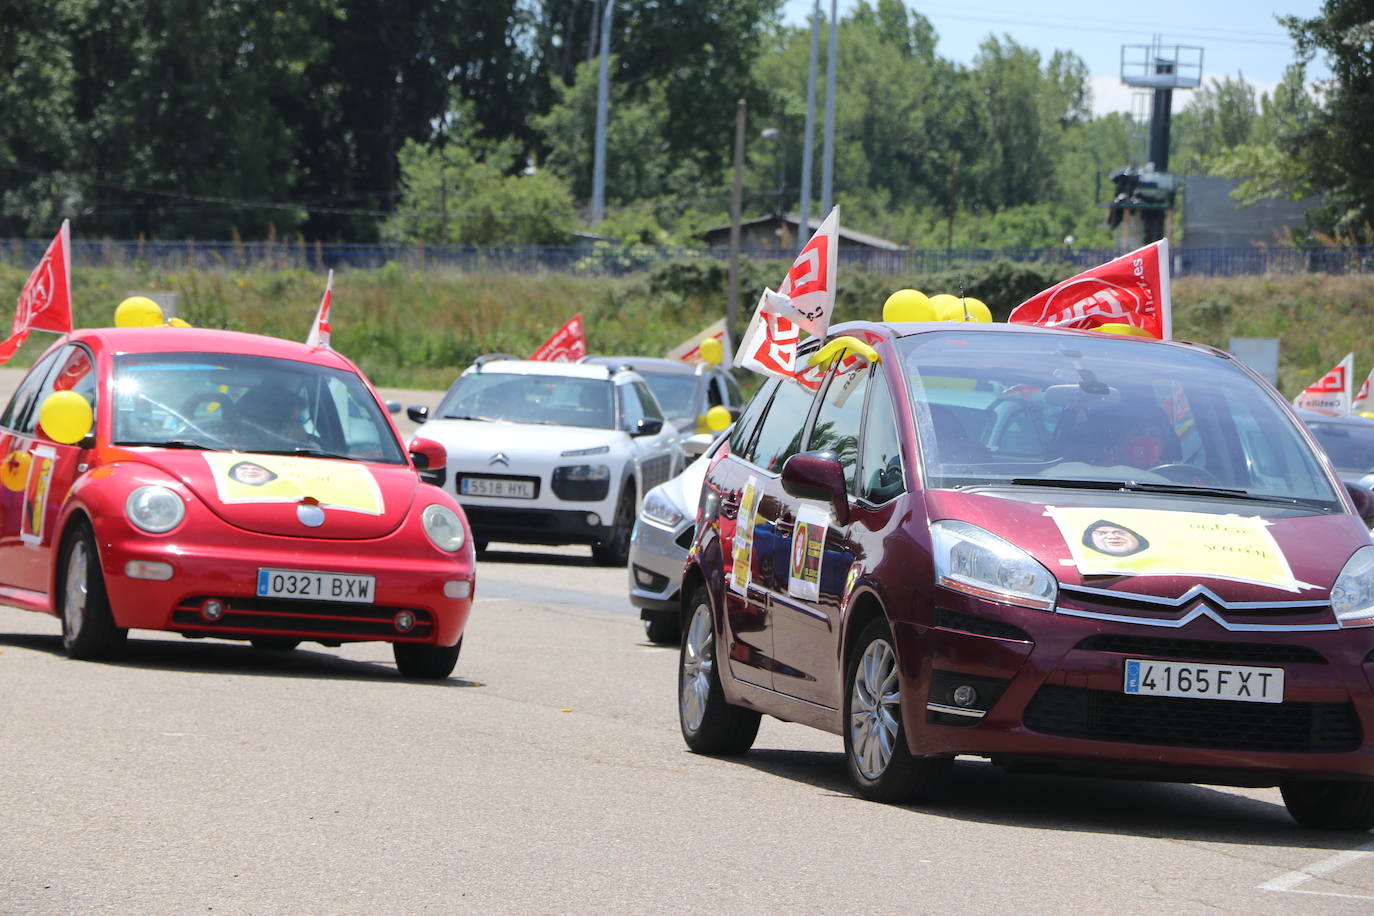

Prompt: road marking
xmin=1259 ymin=838 xmax=1374 ymax=899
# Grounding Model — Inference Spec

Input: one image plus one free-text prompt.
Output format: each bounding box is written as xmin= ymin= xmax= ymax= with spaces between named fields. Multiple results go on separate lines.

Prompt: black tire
xmin=58 ymin=523 xmax=128 ymax=660
xmin=250 ymin=637 xmax=300 ymax=651
xmin=1281 ymin=780 xmax=1374 ymax=831
xmin=843 ymin=618 xmax=951 ymax=803
xmin=679 ymin=585 xmax=759 ymax=754
xmin=591 ymin=487 xmax=634 ymax=567
xmin=474 ymin=538 xmax=489 ymax=556
xmin=644 ymin=614 xmax=680 ymax=646
xmin=393 ymin=638 xmax=462 ymax=679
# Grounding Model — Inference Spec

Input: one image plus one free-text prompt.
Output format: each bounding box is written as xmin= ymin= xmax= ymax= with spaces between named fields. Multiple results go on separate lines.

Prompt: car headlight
xmin=641 ymin=488 xmax=685 ymax=528
xmin=1332 ymin=545 xmax=1374 ymax=627
xmin=560 ymin=463 xmax=610 ymax=481
xmin=930 ymin=519 xmax=1056 ymax=611
xmin=126 ymin=485 xmax=185 ymax=533
xmin=422 ymin=503 xmax=466 ymax=552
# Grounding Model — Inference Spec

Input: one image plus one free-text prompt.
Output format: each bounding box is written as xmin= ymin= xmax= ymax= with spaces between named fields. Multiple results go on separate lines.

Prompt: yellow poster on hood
xmin=1046 ymin=506 xmax=1302 ymax=591
xmin=202 ymin=453 xmax=383 ymax=515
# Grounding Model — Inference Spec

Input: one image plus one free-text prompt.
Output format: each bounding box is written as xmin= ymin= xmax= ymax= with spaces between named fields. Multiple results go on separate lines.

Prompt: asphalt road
xmin=4 ymin=369 xmax=1374 ymax=913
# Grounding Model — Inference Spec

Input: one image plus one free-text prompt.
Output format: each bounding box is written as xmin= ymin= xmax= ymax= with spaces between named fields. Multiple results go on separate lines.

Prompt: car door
xmin=619 ymin=379 xmax=679 ymax=498
xmin=770 ymin=350 xmax=873 ymax=707
xmin=0 ymin=344 xmax=97 ymax=594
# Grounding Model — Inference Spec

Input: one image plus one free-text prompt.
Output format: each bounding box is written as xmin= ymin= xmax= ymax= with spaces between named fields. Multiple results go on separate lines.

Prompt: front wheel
xmin=393 ymin=638 xmax=462 ymax=679
xmin=591 ymin=487 xmax=634 ymax=567
xmin=679 ymin=586 xmax=759 ymax=754
xmin=1281 ymin=780 xmax=1374 ymax=831
xmin=59 ymin=523 xmax=128 ymax=660
xmin=843 ymin=619 xmax=950 ymax=803
xmin=643 ymin=614 xmax=680 ymax=645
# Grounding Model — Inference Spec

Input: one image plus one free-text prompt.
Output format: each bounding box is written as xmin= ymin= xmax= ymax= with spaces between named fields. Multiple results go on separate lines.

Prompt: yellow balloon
xmin=1095 ymin=322 xmax=1157 ymax=338
xmin=705 ymin=405 xmax=733 ymax=432
xmin=699 ymin=337 xmax=723 ymax=365
xmin=115 ymin=296 xmax=165 ymax=328
xmin=937 ymin=296 xmax=991 ymax=323
xmin=929 ymin=294 xmax=962 ymax=319
xmin=167 ymin=316 xmax=192 ymax=328
xmin=882 ymin=289 xmax=934 ymax=323
xmin=1 ymin=450 xmax=31 ymax=491
xmin=38 ymin=391 xmax=93 ymax=445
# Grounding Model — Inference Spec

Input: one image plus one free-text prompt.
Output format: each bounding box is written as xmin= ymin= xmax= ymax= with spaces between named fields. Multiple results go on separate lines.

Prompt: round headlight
xmin=126 ymin=485 xmax=185 ymax=533
xmin=422 ymin=503 xmax=466 ymax=552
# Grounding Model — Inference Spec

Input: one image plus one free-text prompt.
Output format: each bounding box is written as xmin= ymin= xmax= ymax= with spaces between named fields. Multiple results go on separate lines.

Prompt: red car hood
xmin=136 ymin=451 xmax=415 ymax=540
xmin=926 ymin=488 xmax=1369 ymax=603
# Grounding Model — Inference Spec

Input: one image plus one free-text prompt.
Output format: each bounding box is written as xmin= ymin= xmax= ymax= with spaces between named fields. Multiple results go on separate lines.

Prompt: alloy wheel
xmin=849 ymin=638 xmax=901 ymax=780
xmin=680 ymin=601 xmax=714 ymax=734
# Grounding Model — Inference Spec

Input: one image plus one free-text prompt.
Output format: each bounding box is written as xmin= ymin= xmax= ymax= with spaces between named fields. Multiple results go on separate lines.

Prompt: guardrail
xmin=3 ymin=238 xmax=1372 ymax=277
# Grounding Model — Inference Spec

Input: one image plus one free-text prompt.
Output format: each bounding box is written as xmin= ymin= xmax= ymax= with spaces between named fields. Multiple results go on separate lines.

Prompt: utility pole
xmin=799 ymin=0 xmax=821 ymax=247
xmin=590 ymin=0 xmax=615 ymax=224
xmin=727 ymin=100 xmax=746 ymax=347
xmin=820 ymin=0 xmax=838 ymax=218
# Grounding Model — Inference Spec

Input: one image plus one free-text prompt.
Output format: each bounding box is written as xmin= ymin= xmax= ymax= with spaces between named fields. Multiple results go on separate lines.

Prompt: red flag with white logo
xmin=0 ymin=220 xmax=73 ymax=364
xmin=1353 ymin=369 xmax=1373 ymax=414
xmin=530 ymin=313 xmax=587 ymax=362
xmin=1294 ymin=353 xmax=1354 ymax=413
xmin=1009 ymin=238 xmax=1172 ymax=339
xmin=738 ymin=289 xmax=801 ymax=381
xmin=305 ymin=269 xmax=334 ymax=349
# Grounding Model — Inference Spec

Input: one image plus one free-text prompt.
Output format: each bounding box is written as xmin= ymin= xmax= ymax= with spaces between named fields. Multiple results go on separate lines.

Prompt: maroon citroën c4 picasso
xmin=680 ymin=320 xmax=1374 ymax=830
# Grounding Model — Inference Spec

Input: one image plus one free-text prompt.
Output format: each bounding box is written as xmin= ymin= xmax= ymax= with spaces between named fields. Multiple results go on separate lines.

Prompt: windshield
xmin=1306 ymin=418 xmax=1374 ymax=472
xmin=637 ymin=371 xmax=701 ymax=419
xmin=437 ymin=372 xmax=614 ymax=429
xmin=899 ymin=330 xmax=1340 ymax=508
xmin=113 ymin=352 xmax=406 ymax=464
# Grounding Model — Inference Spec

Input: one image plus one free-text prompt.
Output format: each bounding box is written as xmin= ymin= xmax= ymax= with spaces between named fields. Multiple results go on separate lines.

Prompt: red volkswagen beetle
xmin=682 ymin=320 xmax=1374 ymax=829
xmin=0 ymin=327 xmax=474 ymax=678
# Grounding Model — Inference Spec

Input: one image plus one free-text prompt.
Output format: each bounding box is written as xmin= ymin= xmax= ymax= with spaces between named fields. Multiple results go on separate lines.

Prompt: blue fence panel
xmin=2 ymin=238 xmax=1373 ymax=277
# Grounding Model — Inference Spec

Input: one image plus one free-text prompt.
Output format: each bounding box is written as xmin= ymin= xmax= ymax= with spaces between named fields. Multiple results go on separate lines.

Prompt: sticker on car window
xmin=20 ymin=445 xmax=56 ymax=545
xmin=731 ymin=476 xmax=760 ymax=592
xmin=203 ymin=453 xmax=384 ymax=515
xmin=788 ymin=504 xmax=828 ymax=600
xmin=1046 ymin=506 xmax=1307 ymax=591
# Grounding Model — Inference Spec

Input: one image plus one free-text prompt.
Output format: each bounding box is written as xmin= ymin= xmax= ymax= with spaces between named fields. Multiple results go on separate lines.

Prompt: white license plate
xmin=461 ymin=477 xmax=535 ymax=498
xmin=1123 ymin=658 xmax=1283 ymax=703
xmin=256 ymin=568 xmax=375 ymax=604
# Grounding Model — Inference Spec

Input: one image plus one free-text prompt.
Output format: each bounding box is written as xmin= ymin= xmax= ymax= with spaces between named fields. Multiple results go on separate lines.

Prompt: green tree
xmin=1172 ymin=75 xmax=1259 ymax=175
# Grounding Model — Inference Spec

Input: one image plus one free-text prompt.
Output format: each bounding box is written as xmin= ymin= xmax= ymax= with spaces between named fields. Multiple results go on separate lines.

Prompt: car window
xmin=707 ymin=377 xmax=726 ymax=408
xmin=858 ymin=373 xmax=905 ymax=504
xmin=619 ymin=381 xmax=647 ymax=429
xmin=807 ymin=354 xmax=870 ymax=492
xmin=729 ymin=378 xmax=775 ymax=458
xmin=633 ymin=381 xmax=664 ymax=421
xmin=899 ymin=330 xmax=1339 ymax=508
xmin=438 ymin=373 xmax=614 ymax=430
xmin=1305 ymin=419 xmax=1374 ymax=472
xmin=638 ymin=371 xmax=699 ymax=419
xmin=0 ymin=347 xmax=65 ymax=433
xmin=112 ymin=352 xmax=406 ymax=463
xmin=748 ymin=374 xmax=818 ymax=473
xmin=35 ymin=346 xmax=98 ymax=440
xmin=723 ymin=373 xmax=742 ymax=407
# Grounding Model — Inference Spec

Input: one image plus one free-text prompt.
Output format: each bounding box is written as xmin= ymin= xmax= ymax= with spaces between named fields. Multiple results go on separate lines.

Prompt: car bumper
xmin=894 ymin=591 xmax=1374 ymax=785
xmin=460 ymin=503 xmax=615 ymax=546
xmin=628 ymin=514 xmax=692 ymax=615
xmin=94 ymin=523 xmax=473 ymax=647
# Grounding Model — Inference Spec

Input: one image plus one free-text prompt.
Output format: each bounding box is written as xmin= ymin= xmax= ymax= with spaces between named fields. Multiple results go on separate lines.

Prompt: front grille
xmin=1023 ymin=685 xmax=1361 ymax=753
xmin=1076 ymin=634 xmax=1326 ymax=666
xmin=172 ymin=596 xmax=433 ymax=640
xmin=934 ymin=607 xmax=1032 ymax=642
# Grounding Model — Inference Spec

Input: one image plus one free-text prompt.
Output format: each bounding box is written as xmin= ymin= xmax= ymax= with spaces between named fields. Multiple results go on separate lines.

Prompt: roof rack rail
xmin=473 ymin=352 xmax=518 ymax=371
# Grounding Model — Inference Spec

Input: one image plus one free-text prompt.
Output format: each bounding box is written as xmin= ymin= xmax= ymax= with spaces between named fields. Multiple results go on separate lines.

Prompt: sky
xmin=779 ymin=0 xmax=1329 ymax=115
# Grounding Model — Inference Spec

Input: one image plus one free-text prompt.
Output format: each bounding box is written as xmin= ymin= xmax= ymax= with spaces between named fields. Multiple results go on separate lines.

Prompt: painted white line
xmin=1259 ymin=838 xmax=1374 ymax=897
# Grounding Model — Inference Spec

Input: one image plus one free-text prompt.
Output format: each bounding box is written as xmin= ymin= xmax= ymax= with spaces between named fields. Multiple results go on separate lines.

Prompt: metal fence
xmin=3 ymin=237 xmax=1373 ymax=277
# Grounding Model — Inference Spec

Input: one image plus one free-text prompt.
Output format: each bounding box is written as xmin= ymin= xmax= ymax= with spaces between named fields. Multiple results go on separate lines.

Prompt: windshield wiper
xmin=117 ymin=439 xmax=210 ymax=450
xmin=441 ymin=414 xmax=497 ymax=422
xmin=254 ymin=447 xmax=353 ymax=460
xmin=1005 ymin=476 xmax=1315 ymax=503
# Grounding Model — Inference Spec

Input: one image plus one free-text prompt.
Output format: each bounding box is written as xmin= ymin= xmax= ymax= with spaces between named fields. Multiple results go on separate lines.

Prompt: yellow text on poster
xmin=202 ymin=453 xmax=383 ymax=515
xmin=731 ymin=477 xmax=759 ymax=591
xmin=1046 ymin=506 xmax=1300 ymax=591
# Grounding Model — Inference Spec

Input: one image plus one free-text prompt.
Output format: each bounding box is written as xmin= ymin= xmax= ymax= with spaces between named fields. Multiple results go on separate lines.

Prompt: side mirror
xmin=632 ymin=417 xmax=665 ymax=437
xmin=385 ymin=400 xmax=401 ymax=414
xmin=408 ymin=436 xmax=447 ymax=487
xmin=407 ymin=405 xmax=430 ymax=424
xmin=780 ymin=450 xmax=850 ymax=526
xmin=683 ymin=432 xmax=715 ymax=458
xmin=1347 ymin=483 xmax=1374 ymax=528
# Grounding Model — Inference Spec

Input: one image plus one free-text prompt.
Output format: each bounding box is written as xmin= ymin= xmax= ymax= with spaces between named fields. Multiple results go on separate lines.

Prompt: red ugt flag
xmin=530 ymin=313 xmax=587 ymax=362
xmin=1294 ymin=353 xmax=1354 ymax=413
xmin=305 ymin=269 xmax=334 ymax=349
xmin=1009 ymin=238 xmax=1172 ymax=340
xmin=0 ymin=220 xmax=74 ymax=364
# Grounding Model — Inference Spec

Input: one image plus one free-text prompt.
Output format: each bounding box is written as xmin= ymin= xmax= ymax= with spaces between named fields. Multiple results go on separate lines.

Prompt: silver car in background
xmin=628 ymin=431 xmax=726 ymax=643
